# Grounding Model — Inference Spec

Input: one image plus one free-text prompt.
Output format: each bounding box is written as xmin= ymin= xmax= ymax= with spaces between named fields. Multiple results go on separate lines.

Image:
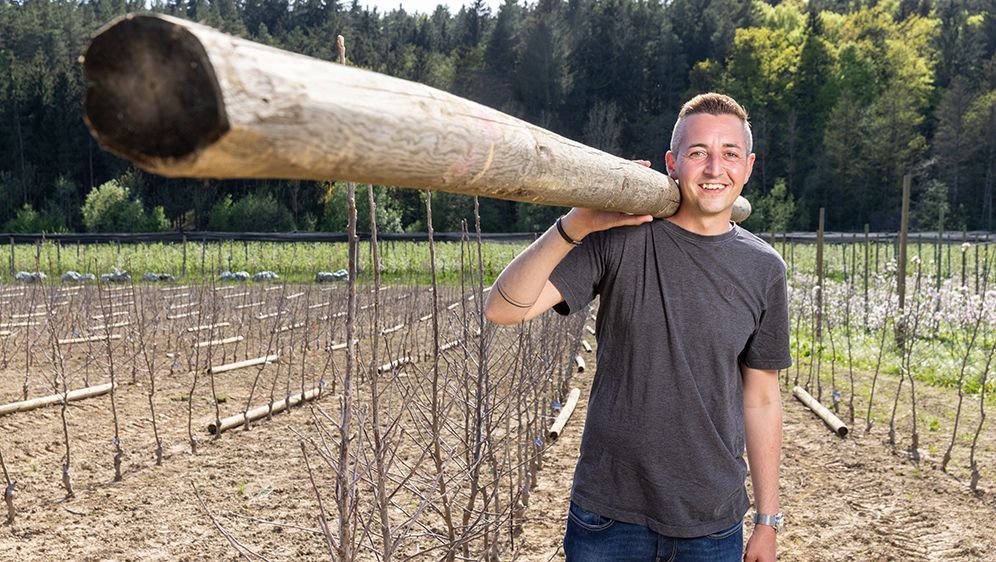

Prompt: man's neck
xmin=666 ymin=212 xmax=734 ymax=236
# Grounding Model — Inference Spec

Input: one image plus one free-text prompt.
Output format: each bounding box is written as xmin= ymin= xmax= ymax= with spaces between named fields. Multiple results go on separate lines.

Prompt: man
xmin=484 ymin=93 xmax=790 ymax=562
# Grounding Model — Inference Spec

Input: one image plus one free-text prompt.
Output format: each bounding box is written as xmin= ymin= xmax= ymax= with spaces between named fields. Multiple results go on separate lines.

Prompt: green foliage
xmin=3 ymin=203 xmax=66 ymax=233
xmin=744 ymin=178 xmax=796 ymax=233
xmin=208 ymin=192 xmax=296 ymax=232
xmin=319 ymin=183 xmax=404 ymax=233
xmin=2 ymin=0 xmax=995 ymax=232
xmin=81 ymin=179 xmax=169 ymax=233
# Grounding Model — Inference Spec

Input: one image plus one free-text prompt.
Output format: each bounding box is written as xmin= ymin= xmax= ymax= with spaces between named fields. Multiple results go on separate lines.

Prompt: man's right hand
xmin=559 ymin=207 xmax=654 ymax=243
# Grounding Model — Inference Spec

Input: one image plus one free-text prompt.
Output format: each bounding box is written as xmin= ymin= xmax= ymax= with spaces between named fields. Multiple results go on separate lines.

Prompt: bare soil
xmin=0 ymin=289 xmax=994 ymax=561
xmin=517 ymin=362 xmax=996 ymax=561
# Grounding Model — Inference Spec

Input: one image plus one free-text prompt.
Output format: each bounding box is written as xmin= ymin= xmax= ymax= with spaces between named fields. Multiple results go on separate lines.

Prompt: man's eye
xmin=725 ymin=152 xmax=741 ymax=159
xmin=689 ymin=150 xmax=706 ymax=158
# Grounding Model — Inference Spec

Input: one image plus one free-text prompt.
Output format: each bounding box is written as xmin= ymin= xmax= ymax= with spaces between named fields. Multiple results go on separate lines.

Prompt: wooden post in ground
xmin=896 ymin=174 xmax=911 ymax=350
xmin=81 ymin=13 xmax=751 ymax=222
xmin=816 ymin=208 xmax=825 ymax=338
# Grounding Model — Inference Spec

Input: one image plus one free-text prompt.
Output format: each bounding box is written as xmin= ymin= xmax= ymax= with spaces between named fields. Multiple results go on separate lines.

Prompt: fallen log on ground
xmin=194 ymin=335 xmax=244 ymax=349
xmin=207 ymin=386 xmax=329 ymax=435
xmin=0 ymin=383 xmax=115 ymax=417
xmin=573 ymin=354 xmax=586 ymax=372
xmin=208 ymin=354 xmax=279 ymax=374
xmin=186 ymin=322 xmax=231 ymax=332
xmin=378 ymin=356 xmax=413 ymax=373
xmin=548 ymin=388 xmax=582 ymax=441
xmin=792 ymin=385 xmax=849 ymax=437
xmin=58 ymin=334 xmax=122 ymax=345
xmin=82 ymin=13 xmax=750 ymax=222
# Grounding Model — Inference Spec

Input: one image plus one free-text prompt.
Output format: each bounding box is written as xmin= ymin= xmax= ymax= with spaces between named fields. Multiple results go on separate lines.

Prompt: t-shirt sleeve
xmin=741 ymin=267 xmax=793 ymax=370
xmin=548 ymin=230 xmax=607 ymax=316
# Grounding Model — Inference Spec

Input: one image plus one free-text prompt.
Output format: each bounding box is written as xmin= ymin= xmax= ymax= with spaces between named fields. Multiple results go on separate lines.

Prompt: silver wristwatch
xmin=754 ymin=512 xmax=784 ymax=533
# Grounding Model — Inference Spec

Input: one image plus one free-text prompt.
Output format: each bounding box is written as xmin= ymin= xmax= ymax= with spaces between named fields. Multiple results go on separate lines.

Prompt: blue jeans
xmin=563 ymin=501 xmax=743 ymax=562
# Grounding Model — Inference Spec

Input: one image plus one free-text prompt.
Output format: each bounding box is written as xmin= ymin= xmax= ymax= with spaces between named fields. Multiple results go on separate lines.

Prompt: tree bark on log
xmin=0 ymin=383 xmax=115 ymax=417
xmin=792 ymin=385 xmax=849 ymax=437
xmin=82 ymin=13 xmax=751 ymax=222
xmin=548 ymin=388 xmax=582 ymax=441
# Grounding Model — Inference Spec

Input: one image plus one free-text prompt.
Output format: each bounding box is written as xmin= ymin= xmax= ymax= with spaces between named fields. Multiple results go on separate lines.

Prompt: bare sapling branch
xmin=942 ymin=255 xmax=992 ymax=472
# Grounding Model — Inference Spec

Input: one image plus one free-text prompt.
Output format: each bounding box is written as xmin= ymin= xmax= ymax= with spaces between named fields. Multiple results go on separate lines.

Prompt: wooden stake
xmin=207 ymin=386 xmax=330 ymax=435
xmin=548 ymin=388 xmax=582 ymax=441
xmin=58 ymin=334 xmax=122 ymax=345
xmin=0 ymin=383 xmax=115 ymax=417
xmin=896 ymin=174 xmax=911 ymax=349
xmin=81 ymin=13 xmax=751 ymax=222
xmin=194 ymin=335 xmax=244 ymax=349
xmin=792 ymin=385 xmax=848 ymax=437
xmin=208 ymin=354 xmax=278 ymax=374
xmin=573 ymin=354 xmax=586 ymax=372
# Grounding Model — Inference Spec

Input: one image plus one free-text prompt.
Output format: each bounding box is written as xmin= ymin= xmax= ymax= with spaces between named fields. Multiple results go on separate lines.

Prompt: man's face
xmin=665 ymin=113 xmax=755 ymax=222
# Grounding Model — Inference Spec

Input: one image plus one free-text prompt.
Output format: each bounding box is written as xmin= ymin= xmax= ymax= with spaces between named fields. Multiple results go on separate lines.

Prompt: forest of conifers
xmin=1 ymin=0 xmax=994 ymax=234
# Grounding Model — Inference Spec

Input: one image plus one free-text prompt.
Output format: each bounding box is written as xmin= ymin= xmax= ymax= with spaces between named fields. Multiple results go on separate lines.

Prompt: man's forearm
xmin=483 ymin=220 xmax=577 ymax=325
xmin=742 ymin=367 xmax=782 ymax=515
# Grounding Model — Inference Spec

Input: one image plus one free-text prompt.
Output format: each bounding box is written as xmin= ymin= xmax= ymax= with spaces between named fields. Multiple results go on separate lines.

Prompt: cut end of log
xmin=82 ymin=13 xmax=229 ymax=166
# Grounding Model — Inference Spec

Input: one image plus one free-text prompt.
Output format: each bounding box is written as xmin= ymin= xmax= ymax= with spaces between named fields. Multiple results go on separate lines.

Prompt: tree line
xmin=1 ymin=0 xmax=994 ymax=234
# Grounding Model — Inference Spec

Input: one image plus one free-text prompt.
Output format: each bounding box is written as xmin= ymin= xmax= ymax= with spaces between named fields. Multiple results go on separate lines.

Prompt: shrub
xmin=208 ymin=192 xmax=295 ymax=232
xmin=3 ymin=204 xmax=67 ymax=233
xmin=82 ymin=179 xmax=169 ymax=232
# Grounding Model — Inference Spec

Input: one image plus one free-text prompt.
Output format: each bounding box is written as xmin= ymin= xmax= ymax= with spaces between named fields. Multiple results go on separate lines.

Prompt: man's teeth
xmin=701 ymin=184 xmax=726 ymax=191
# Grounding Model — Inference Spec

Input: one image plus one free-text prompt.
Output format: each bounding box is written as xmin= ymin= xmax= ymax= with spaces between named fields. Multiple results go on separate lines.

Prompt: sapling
xmin=1 ymin=448 xmax=14 ymax=524
xmin=969 ymin=337 xmax=995 ymax=493
xmin=942 ymin=255 xmax=992 ymax=472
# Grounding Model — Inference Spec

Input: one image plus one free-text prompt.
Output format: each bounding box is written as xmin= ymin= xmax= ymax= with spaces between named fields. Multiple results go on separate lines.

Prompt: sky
xmin=357 ymin=0 xmax=505 ymax=15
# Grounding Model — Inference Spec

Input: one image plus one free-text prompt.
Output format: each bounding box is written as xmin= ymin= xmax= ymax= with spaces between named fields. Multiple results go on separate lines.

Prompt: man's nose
xmin=704 ymin=154 xmax=722 ymax=176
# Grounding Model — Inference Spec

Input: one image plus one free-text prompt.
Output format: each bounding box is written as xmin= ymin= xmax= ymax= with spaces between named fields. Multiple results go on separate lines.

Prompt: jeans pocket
xmin=706 ymin=520 xmax=743 ymax=540
xmin=568 ymin=501 xmax=615 ymax=532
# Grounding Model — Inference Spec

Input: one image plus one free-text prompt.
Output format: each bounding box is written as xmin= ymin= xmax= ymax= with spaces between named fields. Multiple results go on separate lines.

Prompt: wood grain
xmin=82 ymin=13 xmax=751 ymax=222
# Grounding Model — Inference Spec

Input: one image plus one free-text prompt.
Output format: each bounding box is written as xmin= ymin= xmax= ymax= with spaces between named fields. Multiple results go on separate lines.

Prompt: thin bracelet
xmin=495 ymin=282 xmax=536 ymax=309
xmin=556 ymin=216 xmax=582 ymax=246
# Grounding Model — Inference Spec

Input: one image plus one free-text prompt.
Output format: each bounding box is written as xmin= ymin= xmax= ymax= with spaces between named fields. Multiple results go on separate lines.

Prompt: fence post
xmin=895 ymin=174 xmax=911 ymax=350
xmin=816 ymin=208 xmax=825 ymax=339
xmin=863 ymin=224 xmax=869 ymax=326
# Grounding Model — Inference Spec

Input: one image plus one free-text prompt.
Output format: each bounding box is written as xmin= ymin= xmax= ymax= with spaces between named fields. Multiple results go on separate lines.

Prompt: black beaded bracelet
xmin=556 ymin=216 xmax=582 ymax=246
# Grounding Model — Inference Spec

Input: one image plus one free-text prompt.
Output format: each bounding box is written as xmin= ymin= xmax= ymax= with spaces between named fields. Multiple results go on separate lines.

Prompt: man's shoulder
xmin=732 ymin=227 xmax=787 ymax=275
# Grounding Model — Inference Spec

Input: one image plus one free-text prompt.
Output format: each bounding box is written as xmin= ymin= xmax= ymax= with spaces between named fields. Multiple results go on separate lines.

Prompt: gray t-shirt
xmin=549 ymin=218 xmax=791 ymax=538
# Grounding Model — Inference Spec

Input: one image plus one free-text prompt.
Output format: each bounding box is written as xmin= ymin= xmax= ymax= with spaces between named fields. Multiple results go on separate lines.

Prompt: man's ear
xmin=665 ymin=151 xmax=678 ymax=179
xmin=744 ymin=153 xmax=756 ymax=184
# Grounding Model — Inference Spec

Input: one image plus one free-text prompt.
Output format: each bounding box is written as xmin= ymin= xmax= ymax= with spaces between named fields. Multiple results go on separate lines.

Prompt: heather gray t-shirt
xmin=549 ymin=218 xmax=791 ymax=538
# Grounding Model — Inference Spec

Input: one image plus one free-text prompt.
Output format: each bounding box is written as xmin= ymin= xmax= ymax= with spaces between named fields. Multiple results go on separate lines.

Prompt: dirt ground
xmin=1 ymin=314 xmax=995 ymax=561
xmin=517 ymin=366 xmax=996 ymax=561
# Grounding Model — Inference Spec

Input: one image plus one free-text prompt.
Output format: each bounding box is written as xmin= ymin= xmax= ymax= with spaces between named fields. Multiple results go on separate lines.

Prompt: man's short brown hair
xmin=669 ymin=93 xmax=753 ymax=154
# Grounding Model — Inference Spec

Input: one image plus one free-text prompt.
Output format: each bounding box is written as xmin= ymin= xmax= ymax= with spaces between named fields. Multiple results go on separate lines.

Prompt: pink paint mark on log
xmin=443 ymin=115 xmax=502 ymax=185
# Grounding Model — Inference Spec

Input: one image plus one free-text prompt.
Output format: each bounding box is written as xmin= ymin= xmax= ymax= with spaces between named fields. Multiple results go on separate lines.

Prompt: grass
xmin=2 ymin=239 xmax=529 ymax=285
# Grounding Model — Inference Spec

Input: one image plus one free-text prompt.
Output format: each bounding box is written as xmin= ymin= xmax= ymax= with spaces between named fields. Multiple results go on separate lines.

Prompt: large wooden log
xmin=0 ymin=383 xmax=115 ymax=417
xmin=81 ymin=13 xmax=751 ymax=222
xmin=792 ymin=386 xmax=849 ymax=437
xmin=207 ymin=386 xmax=327 ymax=435
xmin=208 ymin=354 xmax=279 ymax=374
xmin=548 ymin=388 xmax=582 ymax=441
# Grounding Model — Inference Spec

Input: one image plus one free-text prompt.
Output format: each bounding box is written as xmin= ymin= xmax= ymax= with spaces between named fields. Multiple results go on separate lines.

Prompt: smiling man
xmin=484 ymin=93 xmax=790 ymax=562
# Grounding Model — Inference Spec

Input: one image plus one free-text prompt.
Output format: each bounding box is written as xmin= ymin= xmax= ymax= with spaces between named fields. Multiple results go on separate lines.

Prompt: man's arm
xmin=742 ymin=364 xmax=782 ymax=562
xmin=483 ymin=208 xmax=652 ymax=325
